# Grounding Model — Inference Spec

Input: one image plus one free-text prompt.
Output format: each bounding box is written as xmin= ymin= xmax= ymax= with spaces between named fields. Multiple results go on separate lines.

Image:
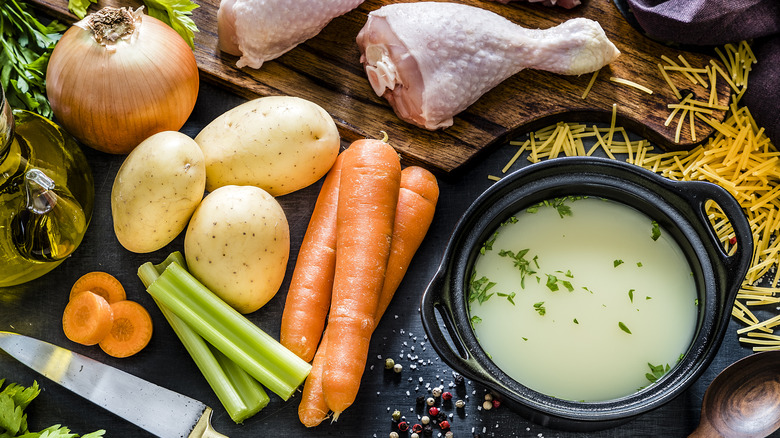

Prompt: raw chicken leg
xmin=356 ymin=2 xmax=620 ymax=130
xmin=218 ymin=0 xmax=364 ymax=69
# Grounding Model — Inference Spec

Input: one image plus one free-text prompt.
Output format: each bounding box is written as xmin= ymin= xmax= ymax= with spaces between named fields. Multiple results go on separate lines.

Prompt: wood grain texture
xmin=30 ymin=0 xmax=730 ymax=174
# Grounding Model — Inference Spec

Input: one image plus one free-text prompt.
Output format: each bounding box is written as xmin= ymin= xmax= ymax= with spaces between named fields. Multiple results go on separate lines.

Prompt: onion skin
xmin=46 ymin=11 xmax=199 ymax=155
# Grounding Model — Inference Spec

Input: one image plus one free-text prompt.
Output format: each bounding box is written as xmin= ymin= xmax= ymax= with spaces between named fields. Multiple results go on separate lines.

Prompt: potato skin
xmin=194 ymin=96 xmax=340 ymax=196
xmin=184 ymin=185 xmax=290 ymax=314
xmin=111 ymin=131 xmax=206 ymax=253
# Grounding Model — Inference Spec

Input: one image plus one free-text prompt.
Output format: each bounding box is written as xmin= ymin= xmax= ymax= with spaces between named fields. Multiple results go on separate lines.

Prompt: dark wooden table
xmin=0 ymin=81 xmax=770 ymax=438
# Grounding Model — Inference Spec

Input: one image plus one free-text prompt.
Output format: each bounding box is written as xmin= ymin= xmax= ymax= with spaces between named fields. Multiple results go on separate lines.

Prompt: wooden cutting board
xmin=31 ymin=0 xmax=730 ymax=175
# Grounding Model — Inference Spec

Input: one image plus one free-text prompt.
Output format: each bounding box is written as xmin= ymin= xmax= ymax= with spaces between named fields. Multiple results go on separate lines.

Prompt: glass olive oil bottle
xmin=0 ymin=87 xmax=94 ymax=287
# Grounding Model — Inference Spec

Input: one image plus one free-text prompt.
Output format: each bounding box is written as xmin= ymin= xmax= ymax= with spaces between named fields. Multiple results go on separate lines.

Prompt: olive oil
xmin=0 ymin=90 xmax=94 ymax=287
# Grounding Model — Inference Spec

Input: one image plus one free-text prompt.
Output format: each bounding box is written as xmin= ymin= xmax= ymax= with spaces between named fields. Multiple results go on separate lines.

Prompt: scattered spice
xmin=442 ymin=391 xmax=452 ymax=401
xmin=412 ymin=423 xmax=423 ymax=433
xmin=432 ymin=387 xmax=442 ymax=398
xmin=455 ymin=399 xmax=466 ymax=409
xmin=385 ymin=358 xmax=395 ymax=369
xmin=439 ymin=420 xmax=451 ymax=430
xmin=392 ymin=409 xmax=401 ymax=422
xmin=398 ymin=421 xmax=409 ymax=432
xmin=426 ymin=396 xmax=435 ymax=406
xmin=421 ymin=415 xmax=431 ymax=425
xmin=393 ymin=363 xmax=403 ymax=373
xmin=428 ymin=406 xmax=439 ymax=416
xmin=482 ymin=400 xmax=492 ymax=410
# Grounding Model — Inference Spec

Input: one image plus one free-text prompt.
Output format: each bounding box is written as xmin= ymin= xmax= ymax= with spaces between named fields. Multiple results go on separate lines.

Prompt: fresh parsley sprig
xmin=0 ymin=0 xmax=65 ymax=118
xmin=0 ymin=379 xmax=105 ymax=437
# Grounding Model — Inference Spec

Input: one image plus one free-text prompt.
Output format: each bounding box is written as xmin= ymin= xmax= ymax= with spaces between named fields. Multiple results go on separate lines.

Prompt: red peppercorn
xmin=492 ymin=399 xmax=501 ymax=409
xmin=412 ymin=423 xmax=423 ymax=433
xmin=439 ymin=420 xmax=451 ymax=430
xmin=442 ymin=391 xmax=453 ymax=401
xmin=428 ymin=406 xmax=439 ymax=416
xmin=729 ymin=236 xmax=737 ymax=245
xmin=398 ymin=421 xmax=409 ymax=432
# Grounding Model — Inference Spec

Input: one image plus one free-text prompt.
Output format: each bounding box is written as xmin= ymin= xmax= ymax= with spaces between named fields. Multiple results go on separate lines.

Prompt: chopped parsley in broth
xmin=468 ymin=197 xmax=697 ymax=402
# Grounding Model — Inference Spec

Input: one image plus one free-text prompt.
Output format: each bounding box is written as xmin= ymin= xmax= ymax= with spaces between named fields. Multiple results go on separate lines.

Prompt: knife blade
xmin=0 ymin=331 xmax=228 ymax=438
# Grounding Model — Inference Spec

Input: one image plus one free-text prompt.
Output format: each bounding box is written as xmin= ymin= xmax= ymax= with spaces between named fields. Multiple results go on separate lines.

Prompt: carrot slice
xmin=281 ymin=152 xmax=344 ymax=362
xmin=99 ymin=300 xmax=153 ymax=358
xmin=62 ymin=291 xmax=114 ymax=346
xmin=322 ymin=139 xmax=401 ymax=418
xmin=70 ymin=272 xmax=127 ymax=303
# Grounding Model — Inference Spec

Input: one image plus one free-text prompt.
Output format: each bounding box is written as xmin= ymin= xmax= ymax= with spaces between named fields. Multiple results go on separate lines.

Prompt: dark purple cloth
xmin=627 ymin=0 xmax=780 ymax=143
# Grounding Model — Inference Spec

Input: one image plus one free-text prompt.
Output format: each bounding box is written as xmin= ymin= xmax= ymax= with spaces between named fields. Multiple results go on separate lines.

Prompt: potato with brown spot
xmin=184 ymin=185 xmax=290 ymax=313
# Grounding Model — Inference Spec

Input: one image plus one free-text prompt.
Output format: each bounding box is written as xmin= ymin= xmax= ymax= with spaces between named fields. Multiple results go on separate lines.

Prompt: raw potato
xmin=194 ymin=96 xmax=340 ymax=196
xmin=111 ymin=131 xmax=206 ymax=253
xmin=184 ymin=185 xmax=290 ymax=313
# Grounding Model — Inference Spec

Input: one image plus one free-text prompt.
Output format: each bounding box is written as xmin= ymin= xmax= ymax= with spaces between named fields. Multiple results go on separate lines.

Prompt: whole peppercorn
xmin=411 ymin=434 xmax=420 ymax=438
xmin=421 ymin=415 xmax=430 ymax=425
xmin=423 ymin=424 xmax=434 ymax=437
xmin=385 ymin=358 xmax=395 ymax=369
xmin=454 ymin=374 xmax=465 ymax=386
xmin=426 ymin=397 xmax=435 ymax=406
xmin=393 ymin=363 xmax=403 ymax=373
xmin=428 ymin=406 xmax=440 ymax=416
xmin=484 ymin=393 xmax=493 ymax=402
xmin=391 ymin=410 xmax=401 ymax=422
xmin=455 ymin=399 xmax=466 ymax=409
xmin=442 ymin=391 xmax=453 ymax=401
xmin=432 ymin=387 xmax=443 ymax=398
xmin=412 ymin=423 xmax=423 ymax=433
xmin=398 ymin=421 xmax=409 ymax=432
xmin=389 ymin=432 xmax=399 ymax=438
xmin=416 ymin=395 xmax=425 ymax=406
xmin=492 ymin=399 xmax=501 ymax=409
xmin=445 ymin=432 xmax=454 ymax=438
xmin=436 ymin=411 xmax=447 ymax=422
xmin=482 ymin=400 xmax=492 ymax=410
xmin=439 ymin=420 xmax=451 ymax=430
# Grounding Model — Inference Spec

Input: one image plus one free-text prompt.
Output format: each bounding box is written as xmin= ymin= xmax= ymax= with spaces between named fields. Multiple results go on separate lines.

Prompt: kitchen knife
xmin=0 ymin=331 xmax=228 ymax=438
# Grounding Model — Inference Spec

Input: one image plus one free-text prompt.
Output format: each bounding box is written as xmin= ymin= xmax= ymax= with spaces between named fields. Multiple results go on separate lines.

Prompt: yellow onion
xmin=46 ymin=7 xmax=199 ymax=154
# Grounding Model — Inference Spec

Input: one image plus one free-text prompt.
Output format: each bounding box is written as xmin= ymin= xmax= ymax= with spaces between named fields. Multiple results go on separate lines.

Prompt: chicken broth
xmin=468 ymin=197 xmax=697 ymax=402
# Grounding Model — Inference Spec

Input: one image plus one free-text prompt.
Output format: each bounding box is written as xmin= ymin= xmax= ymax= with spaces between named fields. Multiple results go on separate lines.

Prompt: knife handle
xmin=189 ymin=407 xmax=229 ymax=438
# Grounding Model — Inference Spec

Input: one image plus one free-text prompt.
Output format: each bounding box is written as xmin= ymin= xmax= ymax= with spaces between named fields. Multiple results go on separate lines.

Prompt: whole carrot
xmin=322 ymin=139 xmax=401 ymax=419
xmin=281 ymin=153 xmax=344 ymax=362
xmin=375 ymin=166 xmax=439 ymax=324
xmin=298 ymin=328 xmax=331 ymax=427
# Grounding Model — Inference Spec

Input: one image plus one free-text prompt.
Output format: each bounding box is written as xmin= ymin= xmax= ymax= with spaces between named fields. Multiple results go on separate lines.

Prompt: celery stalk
xmin=138 ymin=253 xmax=269 ymax=423
xmin=146 ymin=262 xmax=311 ymax=400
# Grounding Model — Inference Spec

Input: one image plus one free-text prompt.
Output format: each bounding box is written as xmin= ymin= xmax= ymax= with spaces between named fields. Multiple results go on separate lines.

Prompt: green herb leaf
xmin=614 ymin=259 xmax=624 ymax=267
xmin=628 ymin=289 xmax=635 ymax=303
xmin=468 ymin=273 xmax=496 ymax=305
xmin=645 ymin=362 xmax=671 ymax=383
xmin=67 ymin=0 xmax=97 ymax=19
xmin=498 ymin=249 xmax=537 ymax=288
xmin=480 ymin=230 xmax=499 ymax=254
xmin=496 ymin=291 xmax=516 ymax=305
xmin=545 ymin=274 xmax=559 ymax=292
xmin=144 ymin=0 xmax=200 ymax=48
xmin=470 ymin=315 xmax=482 ymax=325
xmin=573 ymin=318 xmax=579 ymax=324
xmin=562 ymin=280 xmax=574 ymax=292
xmin=618 ymin=321 xmax=632 ymax=334
xmin=637 ymin=262 xmax=643 ymax=267
xmin=651 ymin=221 xmax=661 ymax=241
xmin=582 ymin=286 xmax=594 ymax=294
xmin=533 ymin=301 xmax=546 ymax=316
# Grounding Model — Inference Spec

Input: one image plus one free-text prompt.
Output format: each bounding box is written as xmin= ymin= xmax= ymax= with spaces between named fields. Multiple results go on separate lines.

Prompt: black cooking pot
xmin=420 ymin=157 xmax=753 ymax=431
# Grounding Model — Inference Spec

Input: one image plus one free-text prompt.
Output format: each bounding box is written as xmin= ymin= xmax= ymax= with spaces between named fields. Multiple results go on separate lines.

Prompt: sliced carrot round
xmin=99 ymin=300 xmax=153 ymax=358
xmin=70 ymin=271 xmax=127 ymax=303
xmin=62 ymin=291 xmax=114 ymax=346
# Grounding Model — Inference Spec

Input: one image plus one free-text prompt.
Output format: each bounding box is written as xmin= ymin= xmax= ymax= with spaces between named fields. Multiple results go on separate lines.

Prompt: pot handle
xmin=420 ymin=270 xmax=505 ymax=389
xmin=677 ymin=180 xmax=753 ymax=286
